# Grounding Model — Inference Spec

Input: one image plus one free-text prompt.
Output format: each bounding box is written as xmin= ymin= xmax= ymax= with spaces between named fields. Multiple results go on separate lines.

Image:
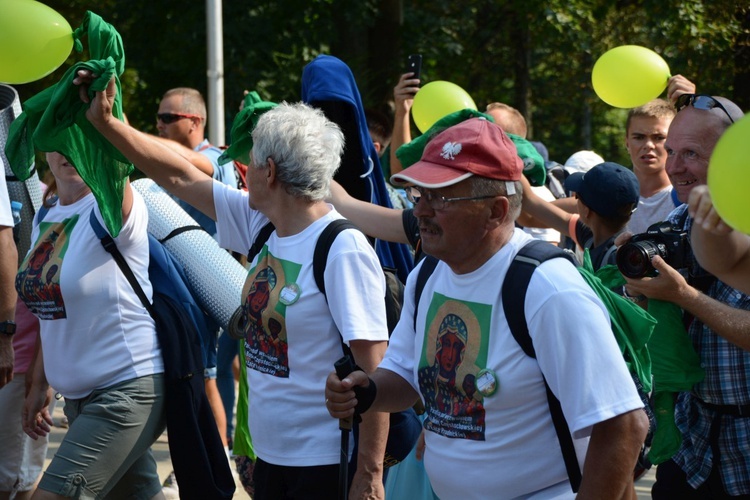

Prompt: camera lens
xmin=616 ymin=241 xmax=664 ymax=279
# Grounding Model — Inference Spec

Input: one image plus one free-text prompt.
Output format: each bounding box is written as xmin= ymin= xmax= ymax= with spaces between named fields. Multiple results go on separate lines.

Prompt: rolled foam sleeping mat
xmin=1 ymin=84 xmax=43 ymax=265
xmin=132 ymin=178 xmax=247 ymax=331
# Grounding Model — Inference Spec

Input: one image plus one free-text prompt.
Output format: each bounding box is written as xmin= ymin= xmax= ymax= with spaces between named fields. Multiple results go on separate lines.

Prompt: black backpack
xmin=413 ymin=240 xmax=654 ymax=492
xmin=248 ymin=219 xmax=420 ymax=467
xmin=88 ymin=212 xmax=236 ymax=500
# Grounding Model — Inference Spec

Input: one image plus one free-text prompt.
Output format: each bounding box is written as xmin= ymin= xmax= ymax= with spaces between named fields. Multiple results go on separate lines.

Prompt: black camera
xmin=616 ymin=221 xmax=690 ymax=278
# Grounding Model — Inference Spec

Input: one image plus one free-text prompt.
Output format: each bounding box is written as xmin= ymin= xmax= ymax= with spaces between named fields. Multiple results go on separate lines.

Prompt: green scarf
xmin=218 ymin=91 xmax=277 ymax=166
xmin=594 ymin=259 xmax=704 ymax=464
xmin=580 ymin=253 xmax=655 ymax=392
xmin=5 ymin=12 xmax=130 ymax=236
xmin=394 ymin=108 xmax=546 ymax=186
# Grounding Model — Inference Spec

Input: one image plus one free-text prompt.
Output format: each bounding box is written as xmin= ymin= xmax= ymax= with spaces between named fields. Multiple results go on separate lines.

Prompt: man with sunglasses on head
xmin=325 ymin=117 xmax=648 ymax=499
xmin=621 ymin=94 xmax=750 ymax=498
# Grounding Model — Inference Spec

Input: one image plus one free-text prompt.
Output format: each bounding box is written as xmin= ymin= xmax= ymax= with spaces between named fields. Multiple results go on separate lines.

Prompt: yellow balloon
xmin=591 ymin=45 xmax=671 ymax=108
xmin=411 ymin=81 xmax=477 ymax=133
xmin=0 ymin=0 xmax=73 ymax=84
xmin=708 ymin=114 xmax=750 ymax=234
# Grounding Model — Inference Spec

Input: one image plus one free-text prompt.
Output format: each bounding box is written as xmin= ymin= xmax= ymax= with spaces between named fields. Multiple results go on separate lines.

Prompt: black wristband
xmin=353 ymin=377 xmax=377 ymax=415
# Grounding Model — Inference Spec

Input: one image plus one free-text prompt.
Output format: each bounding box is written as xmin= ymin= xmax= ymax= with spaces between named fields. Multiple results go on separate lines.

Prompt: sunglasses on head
xmin=156 ymin=112 xmax=202 ymax=124
xmin=675 ymin=94 xmax=735 ymax=124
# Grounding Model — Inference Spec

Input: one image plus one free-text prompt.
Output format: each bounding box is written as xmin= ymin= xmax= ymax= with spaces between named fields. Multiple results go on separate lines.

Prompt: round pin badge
xmin=279 ymin=283 xmax=301 ymax=306
xmin=476 ymin=368 xmax=498 ymax=397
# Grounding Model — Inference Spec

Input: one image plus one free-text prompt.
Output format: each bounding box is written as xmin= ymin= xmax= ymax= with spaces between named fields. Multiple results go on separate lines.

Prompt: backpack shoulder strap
xmin=501 ymin=240 xmax=581 ymax=492
xmin=313 ymin=219 xmax=359 ymax=298
xmin=502 ymin=240 xmax=575 ymax=356
xmin=34 ymin=196 xmax=58 ymax=225
xmin=311 ymin=218 xmax=360 ymax=360
xmin=413 ymin=255 xmax=439 ymax=332
xmin=89 ymin=210 xmax=154 ymax=316
xmin=247 ymin=221 xmax=275 ymax=261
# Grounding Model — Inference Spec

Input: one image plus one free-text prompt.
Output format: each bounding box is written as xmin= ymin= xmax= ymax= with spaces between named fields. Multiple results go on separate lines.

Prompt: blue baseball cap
xmin=564 ymin=162 xmax=639 ymax=218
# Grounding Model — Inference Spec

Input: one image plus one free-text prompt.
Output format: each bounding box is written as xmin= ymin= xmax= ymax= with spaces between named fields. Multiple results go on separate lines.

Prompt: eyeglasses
xmin=405 ymin=186 xmax=497 ymax=210
xmin=675 ymin=94 xmax=735 ymax=124
xmin=156 ymin=112 xmax=203 ymax=124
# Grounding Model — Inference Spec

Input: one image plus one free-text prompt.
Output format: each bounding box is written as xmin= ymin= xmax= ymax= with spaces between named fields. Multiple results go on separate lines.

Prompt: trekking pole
xmin=334 ymin=355 xmax=357 ymax=500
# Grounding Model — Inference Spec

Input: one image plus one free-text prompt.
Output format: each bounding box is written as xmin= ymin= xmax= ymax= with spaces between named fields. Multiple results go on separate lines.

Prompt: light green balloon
xmin=708 ymin=114 xmax=750 ymax=234
xmin=411 ymin=81 xmax=477 ymax=134
xmin=0 ymin=0 xmax=73 ymax=84
xmin=592 ymin=45 xmax=671 ymax=109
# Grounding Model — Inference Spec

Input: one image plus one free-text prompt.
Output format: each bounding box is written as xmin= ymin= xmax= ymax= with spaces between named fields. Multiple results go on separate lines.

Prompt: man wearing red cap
xmin=326 ymin=117 xmax=648 ymax=498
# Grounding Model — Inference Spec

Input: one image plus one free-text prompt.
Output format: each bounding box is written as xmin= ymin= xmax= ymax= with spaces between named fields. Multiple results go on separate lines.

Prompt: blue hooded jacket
xmin=302 ymin=55 xmax=414 ymax=282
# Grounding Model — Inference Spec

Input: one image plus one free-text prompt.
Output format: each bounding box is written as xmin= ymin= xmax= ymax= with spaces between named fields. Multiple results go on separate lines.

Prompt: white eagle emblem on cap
xmin=440 ymin=141 xmax=462 ymax=160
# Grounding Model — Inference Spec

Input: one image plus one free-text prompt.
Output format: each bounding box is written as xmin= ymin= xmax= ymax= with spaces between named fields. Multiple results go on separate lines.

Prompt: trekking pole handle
xmin=334 ymin=355 xmax=356 ymax=431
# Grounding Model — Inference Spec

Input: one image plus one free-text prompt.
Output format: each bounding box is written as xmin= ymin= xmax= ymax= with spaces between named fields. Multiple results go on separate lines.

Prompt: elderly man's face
xmin=413 ymin=179 xmax=498 ymax=272
xmin=665 ymin=107 xmax=725 ymax=204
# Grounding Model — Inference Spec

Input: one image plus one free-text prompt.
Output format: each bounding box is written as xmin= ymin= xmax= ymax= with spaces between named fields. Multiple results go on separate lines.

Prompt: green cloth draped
xmin=232 ymin=339 xmax=256 ymax=459
xmin=579 ymin=253 xmax=655 ymax=393
xmin=218 ymin=91 xmax=278 ymax=166
xmin=5 ymin=12 xmax=130 ymax=236
xmin=645 ymin=299 xmax=704 ymax=464
xmin=594 ymin=258 xmax=704 ymax=464
xmin=394 ymin=108 xmax=546 ymax=186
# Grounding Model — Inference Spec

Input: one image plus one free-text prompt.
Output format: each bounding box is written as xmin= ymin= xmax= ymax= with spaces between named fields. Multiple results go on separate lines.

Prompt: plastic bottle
xmin=11 ymin=201 xmax=22 ymax=226
xmin=11 ymin=201 xmax=22 ymax=244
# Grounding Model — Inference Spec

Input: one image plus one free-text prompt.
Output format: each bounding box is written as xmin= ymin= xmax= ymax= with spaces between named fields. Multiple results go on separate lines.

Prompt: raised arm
xmin=75 ymin=72 xmax=217 ymax=220
xmin=519 ymin=174 xmax=573 ymax=237
xmin=151 ymin=136 xmax=216 ymax=177
xmin=666 ymin=74 xmax=697 ymax=105
xmin=329 ymin=181 xmax=409 ymax=244
xmin=688 ymin=185 xmax=750 ymax=295
xmin=389 ymin=73 xmax=420 ymax=176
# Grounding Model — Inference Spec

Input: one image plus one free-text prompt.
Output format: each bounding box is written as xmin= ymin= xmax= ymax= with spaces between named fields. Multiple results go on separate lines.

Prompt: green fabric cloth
xmin=394 ymin=108 xmax=546 ymax=186
xmin=590 ymin=256 xmax=704 ymax=464
xmin=232 ymin=339 xmax=256 ymax=459
xmin=509 ymin=132 xmax=546 ymax=187
xmin=646 ymin=299 xmax=704 ymax=464
xmin=5 ymin=11 xmax=130 ymax=236
xmin=579 ymin=254 xmax=655 ymax=393
xmin=218 ymin=91 xmax=277 ymax=166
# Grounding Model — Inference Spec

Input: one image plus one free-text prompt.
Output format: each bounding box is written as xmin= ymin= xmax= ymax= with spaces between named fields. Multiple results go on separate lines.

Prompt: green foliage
xmin=10 ymin=0 xmax=747 ymax=169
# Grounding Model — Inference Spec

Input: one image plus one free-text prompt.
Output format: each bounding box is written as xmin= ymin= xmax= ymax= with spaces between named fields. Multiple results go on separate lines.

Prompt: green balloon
xmin=592 ymin=45 xmax=671 ymax=109
xmin=708 ymin=114 xmax=750 ymax=234
xmin=411 ymin=81 xmax=477 ymax=134
xmin=0 ymin=0 xmax=73 ymax=84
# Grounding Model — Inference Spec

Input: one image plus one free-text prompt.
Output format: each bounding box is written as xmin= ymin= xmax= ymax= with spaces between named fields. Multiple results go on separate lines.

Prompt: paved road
xmin=44 ymin=407 xmax=656 ymax=499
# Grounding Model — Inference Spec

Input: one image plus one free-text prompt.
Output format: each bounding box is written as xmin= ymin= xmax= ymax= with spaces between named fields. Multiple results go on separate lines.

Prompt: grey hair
xmin=162 ymin=88 xmax=207 ymax=121
xmin=470 ymin=177 xmax=523 ymax=220
xmin=251 ymin=102 xmax=344 ymax=201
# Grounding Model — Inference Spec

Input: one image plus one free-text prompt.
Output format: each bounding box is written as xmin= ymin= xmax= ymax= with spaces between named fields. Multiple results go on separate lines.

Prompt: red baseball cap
xmin=390 ymin=117 xmax=523 ymax=188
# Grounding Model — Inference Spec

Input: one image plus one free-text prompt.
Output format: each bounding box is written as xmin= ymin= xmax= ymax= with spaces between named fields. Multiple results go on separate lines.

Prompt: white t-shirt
xmin=381 ymin=229 xmax=643 ymax=499
xmin=626 ymin=187 xmax=675 ymax=235
xmin=523 ymin=185 xmax=561 ymax=243
xmin=0 ymin=172 xmax=12 ymax=226
xmin=17 ymin=191 xmax=162 ymax=399
xmin=213 ymin=182 xmax=389 ymax=467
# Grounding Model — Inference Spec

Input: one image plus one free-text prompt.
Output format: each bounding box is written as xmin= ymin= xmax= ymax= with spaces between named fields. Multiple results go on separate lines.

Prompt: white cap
xmin=564 ymin=150 xmax=604 ymax=175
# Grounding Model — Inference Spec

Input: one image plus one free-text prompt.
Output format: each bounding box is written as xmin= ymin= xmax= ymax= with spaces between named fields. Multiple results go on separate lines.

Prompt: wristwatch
xmin=621 ymin=286 xmax=647 ymax=303
xmin=0 ymin=321 xmax=17 ymax=337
